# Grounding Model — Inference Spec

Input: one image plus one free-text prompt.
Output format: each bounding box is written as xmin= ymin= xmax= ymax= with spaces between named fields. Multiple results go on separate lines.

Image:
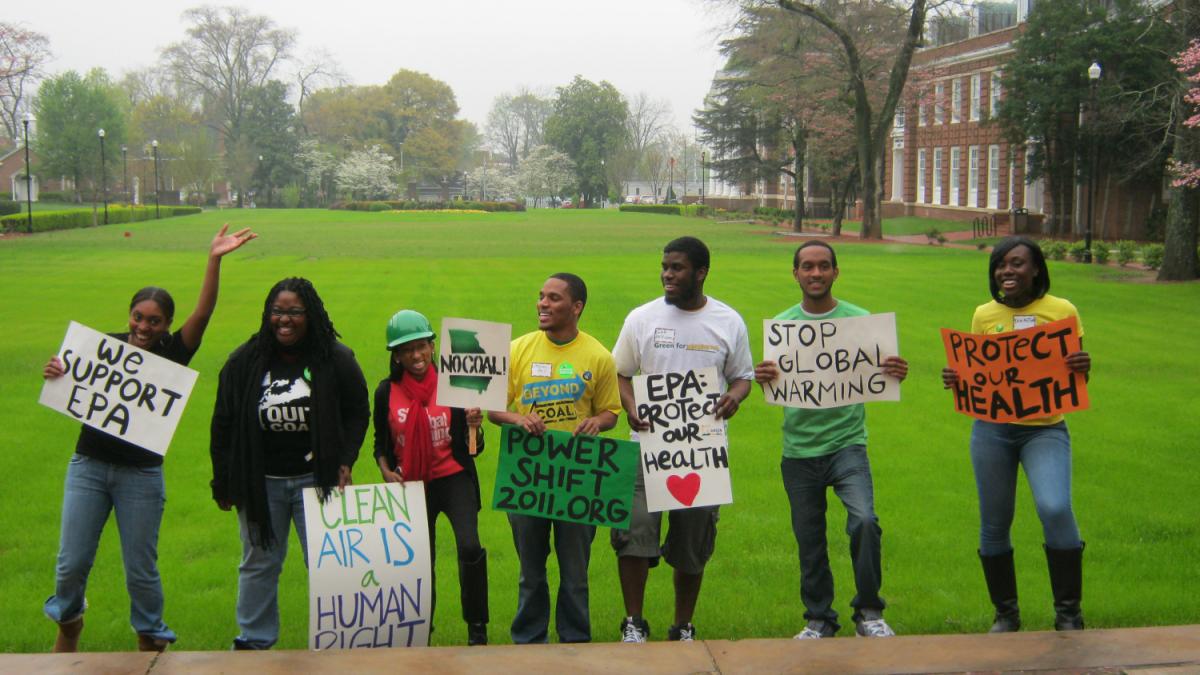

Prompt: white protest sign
xmin=304 ymin=482 xmax=433 ymax=650
xmin=632 ymin=367 xmax=732 ymax=512
xmin=39 ymin=321 xmax=198 ymax=455
xmin=436 ymin=317 xmax=511 ymax=412
xmin=761 ymin=312 xmax=901 ymax=409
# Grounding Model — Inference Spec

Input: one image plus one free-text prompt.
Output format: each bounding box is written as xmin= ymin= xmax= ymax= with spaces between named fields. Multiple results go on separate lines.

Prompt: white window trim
xmin=933 ymin=148 xmax=944 ymax=205
xmin=916 ymin=149 xmax=927 ymax=204
xmin=970 ymin=74 xmax=981 ymax=122
xmin=950 ymin=147 xmax=961 ymax=206
xmin=951 ymin=79 xmax=962 ymax=123
xmin=988 ymin=145 xmax=1000 ymax=209
xmin=989 ymin=71 xmax=1002 ymax=118
xmin=935 ymin=83 xmax=945 ymax=124
xmin=968 ymin=145 xmax=980 ymax=207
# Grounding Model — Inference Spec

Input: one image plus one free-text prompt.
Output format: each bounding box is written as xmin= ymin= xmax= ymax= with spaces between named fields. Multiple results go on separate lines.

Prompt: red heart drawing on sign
xmin=666 ymin=473 xmax=701 ymax=506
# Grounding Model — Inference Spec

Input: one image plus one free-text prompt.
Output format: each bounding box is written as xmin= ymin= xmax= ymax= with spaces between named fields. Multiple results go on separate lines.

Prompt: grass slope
xmin=0 ymin=208 xmax=1195 ymax=652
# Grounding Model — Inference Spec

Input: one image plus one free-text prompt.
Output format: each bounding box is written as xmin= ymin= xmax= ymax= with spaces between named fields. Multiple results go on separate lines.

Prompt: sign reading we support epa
xmin=304 ymin=482 xmax=433 ymax=650
xmin=632 ymin=367 xmax=732 ymax=512
xmin=437 ymin=317 xmax=511 ymax=412
xmin=941 ymin=316 xmax=1089 ymax=423
xmin=493 ymin=424 xmax=638 ymax=528
xmin=761 ymin=313 xmax=901 ymax=409
xmin=39 ymin=321 xmax=198 ymax=455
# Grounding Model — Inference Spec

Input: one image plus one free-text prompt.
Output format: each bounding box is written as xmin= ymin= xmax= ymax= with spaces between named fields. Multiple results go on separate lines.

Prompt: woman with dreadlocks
xmin=209 ymin=277 xmax=369 ymax=650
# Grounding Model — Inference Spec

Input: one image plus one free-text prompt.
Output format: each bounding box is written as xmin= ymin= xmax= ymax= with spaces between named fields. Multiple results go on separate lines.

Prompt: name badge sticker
xmin=531 ymin=362 xmax=552 ymax=378
xmin=1013 ymin=315 xmax=1037 ymax=330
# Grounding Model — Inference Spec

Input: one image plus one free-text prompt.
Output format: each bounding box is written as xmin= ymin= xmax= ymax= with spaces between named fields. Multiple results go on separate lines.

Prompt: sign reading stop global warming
xmin=304 ymin=482 xmax=432 ymax=650
xmin=632 ymin=367 xmax=732 ymax=512
xmin=436 ymin=317 xmax=511 ymax=412
xmin=761 ymin=313 xmax=900 ymax=409
xmin=941 ymin=316 xmax=1089 ymax=423
xmin=38 ymin=321 xmax=198 ymax=455
xmin=493 ymin=424 xmax=638 ymax=528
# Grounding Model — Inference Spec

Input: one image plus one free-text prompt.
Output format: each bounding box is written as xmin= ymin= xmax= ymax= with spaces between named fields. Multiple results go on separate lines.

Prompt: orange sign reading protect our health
xmin=941 ymin=316 xmax=1089 ymax=423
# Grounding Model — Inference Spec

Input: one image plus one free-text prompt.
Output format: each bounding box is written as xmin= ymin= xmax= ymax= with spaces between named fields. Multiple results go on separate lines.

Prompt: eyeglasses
xmin=270 ymin=307 xmax=306 ymax=318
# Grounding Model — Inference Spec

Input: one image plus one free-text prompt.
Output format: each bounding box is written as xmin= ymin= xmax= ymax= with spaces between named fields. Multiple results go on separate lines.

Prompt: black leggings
xmin=425 ymin=470 xmax=482 ymax=563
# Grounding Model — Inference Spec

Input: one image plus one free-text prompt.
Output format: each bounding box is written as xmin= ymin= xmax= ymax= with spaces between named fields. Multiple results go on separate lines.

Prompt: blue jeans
xmin=970 ymin=421 xmax=1081 ymax=555
xmin=44 ymin=454 xmax=176 ymax=642
xmin=235 ymin=474 xmax=313 ymax=649
xmin=781 ymin=445 xmax=884 ymax=629
xmin=508 ymin=513 xmax=594 ymax=643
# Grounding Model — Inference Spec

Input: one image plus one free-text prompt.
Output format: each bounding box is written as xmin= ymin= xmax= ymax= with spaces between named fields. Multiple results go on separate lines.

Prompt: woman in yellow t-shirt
xmin=942 ymin=237 xmax=1091 ymax=634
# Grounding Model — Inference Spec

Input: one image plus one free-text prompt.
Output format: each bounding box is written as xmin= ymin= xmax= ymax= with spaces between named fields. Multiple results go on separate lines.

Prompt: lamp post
xmin=22 ymin=112 xmax=34 ymax=234
xmin=98 ymin=128 xmax=108 ymax=224
xmin=121 ymin=145 xmax=128 ymax=204
xmin=151 ymin=139 xmax=160 ymax=219
xmin=700 ymin=151 xmax=707 ymax=205
xmin=668 ymin=157 xmax=676 ymax=204
xmin=1084 ymin=61 xmax=1101 ymax=263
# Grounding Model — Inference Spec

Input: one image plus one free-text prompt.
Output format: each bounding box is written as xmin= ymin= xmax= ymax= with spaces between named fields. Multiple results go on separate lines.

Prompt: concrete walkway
xmin=6 ymin=625 xmax=1198 ymax=674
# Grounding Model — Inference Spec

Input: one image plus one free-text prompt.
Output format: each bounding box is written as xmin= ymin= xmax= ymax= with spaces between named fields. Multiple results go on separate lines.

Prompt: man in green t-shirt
xmin=754 ymin=241 xmax=908 ymax=639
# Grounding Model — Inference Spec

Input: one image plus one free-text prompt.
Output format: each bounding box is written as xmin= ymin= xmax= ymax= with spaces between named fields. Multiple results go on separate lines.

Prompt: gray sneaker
xmin=855 ymin=618 xmax=896 ymax=637
xmin=793 ymin=620 xmax=836 ymax=639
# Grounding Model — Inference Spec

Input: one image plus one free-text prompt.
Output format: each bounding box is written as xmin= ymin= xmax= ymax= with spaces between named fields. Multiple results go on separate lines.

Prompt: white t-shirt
xmin=612 ymin=296 xmax=754 ymax=389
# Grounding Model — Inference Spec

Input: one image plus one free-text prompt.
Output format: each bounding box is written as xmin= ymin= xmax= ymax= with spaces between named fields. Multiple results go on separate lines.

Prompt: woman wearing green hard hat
xmin=373 ymin=309 xmax=489 ymax=645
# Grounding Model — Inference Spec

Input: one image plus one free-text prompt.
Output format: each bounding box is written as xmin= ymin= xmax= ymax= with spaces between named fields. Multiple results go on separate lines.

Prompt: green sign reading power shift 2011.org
xmin=493 ymin=424 xmax=638 ymax=528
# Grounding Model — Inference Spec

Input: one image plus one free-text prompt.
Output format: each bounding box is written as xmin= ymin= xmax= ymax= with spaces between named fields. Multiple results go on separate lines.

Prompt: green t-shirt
xmin=775 ymin=300 xmax=870 ymax=459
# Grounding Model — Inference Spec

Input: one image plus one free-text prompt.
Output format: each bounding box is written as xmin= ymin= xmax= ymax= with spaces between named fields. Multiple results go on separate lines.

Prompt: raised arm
xmin=179 ymin=224 xmax=257 ymax=351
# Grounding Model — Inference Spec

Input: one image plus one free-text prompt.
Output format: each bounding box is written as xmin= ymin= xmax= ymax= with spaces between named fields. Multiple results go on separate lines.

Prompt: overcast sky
xmin=14 ymin=0 xmax=736 ymax=137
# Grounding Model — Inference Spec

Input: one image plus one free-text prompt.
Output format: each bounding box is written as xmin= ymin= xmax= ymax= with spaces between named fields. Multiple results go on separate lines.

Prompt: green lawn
xmin=0 ymin=208 xmax=1195 ymax=652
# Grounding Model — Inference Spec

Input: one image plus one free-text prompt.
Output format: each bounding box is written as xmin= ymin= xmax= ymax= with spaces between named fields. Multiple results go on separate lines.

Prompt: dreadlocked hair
xmin=255 ymin=277 xmax=341 ymax=362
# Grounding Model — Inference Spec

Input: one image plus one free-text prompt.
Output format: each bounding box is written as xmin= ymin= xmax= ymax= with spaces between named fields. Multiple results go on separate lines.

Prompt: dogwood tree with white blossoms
xmin=335 ymin=144 xmax=396 ymax=200
xmin=516 ymin=145 xmax=574 ymax=207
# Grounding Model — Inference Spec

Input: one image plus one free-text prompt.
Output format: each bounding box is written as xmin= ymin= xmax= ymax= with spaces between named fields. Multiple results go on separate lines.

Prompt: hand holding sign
xmin=941 ymin=316 xmax=1089 ymax=422
xmin=632 ymin=367 xmax=733 ymax=512
xmin=39 ymin=322 xmax=199 ymax=455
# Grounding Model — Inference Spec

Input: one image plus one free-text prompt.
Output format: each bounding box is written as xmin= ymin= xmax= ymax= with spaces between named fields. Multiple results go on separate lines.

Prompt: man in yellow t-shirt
xmin=488 ymin=273 xmax=621 ymax=644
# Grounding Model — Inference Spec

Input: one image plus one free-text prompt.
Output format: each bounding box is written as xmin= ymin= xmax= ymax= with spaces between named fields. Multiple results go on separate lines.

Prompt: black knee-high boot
xmin=1044 ymin=543 xmax=1084 ymax=631
xmin=459 ymin=548 xmax=489 ymax=645
xmin=979 ymin=549 xmax=1021 ymax=632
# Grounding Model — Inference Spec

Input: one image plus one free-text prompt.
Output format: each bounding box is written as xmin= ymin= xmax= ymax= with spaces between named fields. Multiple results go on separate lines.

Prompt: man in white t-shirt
xmin=609 ymin=236 xmax=754 ymax=643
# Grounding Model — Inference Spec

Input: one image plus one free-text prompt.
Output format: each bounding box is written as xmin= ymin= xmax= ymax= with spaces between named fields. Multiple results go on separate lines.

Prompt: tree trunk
xmin=1158 ymin=1 xmax=1200 ymax=281
xmin=792 ymin=141 xmax=806 ymax=232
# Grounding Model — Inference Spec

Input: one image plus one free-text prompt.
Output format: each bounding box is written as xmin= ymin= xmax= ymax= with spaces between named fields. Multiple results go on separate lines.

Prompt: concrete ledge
xmin=4 ymin=625 xmax=1196 ymax=675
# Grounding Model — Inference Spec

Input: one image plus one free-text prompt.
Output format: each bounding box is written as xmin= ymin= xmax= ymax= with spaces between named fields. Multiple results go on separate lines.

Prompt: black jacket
xmin=210 ymin=338 xmax=369 ymax=548
xmin=372 ymin=377 xmax=485 ymax=510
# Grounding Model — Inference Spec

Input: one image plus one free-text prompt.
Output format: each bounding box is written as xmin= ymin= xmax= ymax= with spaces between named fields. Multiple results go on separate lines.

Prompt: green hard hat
xmin=386 ymin=310 xmax=434 ymax=349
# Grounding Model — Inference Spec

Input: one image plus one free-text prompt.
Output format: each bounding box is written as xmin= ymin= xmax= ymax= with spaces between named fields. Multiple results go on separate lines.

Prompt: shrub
xmin=0 ymin=200 xmax=21 ymax=217
xmin=1142 ymin=243 xmax=1164 ymax=270
xmin=925 ymin=227 xmax=942 ymax=245
xmin=1041 ymin=240 xmax=1068 ymax=261
xmin=1092 ymin=243 xmax=1111 ymax=265
xmin=0 ymin=191 xmax=11 ymax=200
xmin=331 ymin=199 xmax=524 ymax=212
xmin=1068 ymin=240 xmax=1090 ymax=262
xmin=681 ymin=204 xmax=711 ymax=217
xmin=1115 ymin=240 xmax=1138 ymax=266
xmin=0 ymin=205 xmax=201 ymax=233
xmin=37 ymin=191 xmax=70 ymax=202
xmin=281 ymin=184 xmax=301 ymax=209
xmin=619 ymin=203 xmax=683 ymax=215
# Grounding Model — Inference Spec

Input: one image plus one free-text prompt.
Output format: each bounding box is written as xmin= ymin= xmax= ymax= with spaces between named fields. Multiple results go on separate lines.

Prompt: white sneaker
xmin=620 ymin=616 xmax=649 ymax=643
xmin=855 ymin=618 xmax=895 ymax=637
xmin=793 ymin=626 xmax=826 ymax=639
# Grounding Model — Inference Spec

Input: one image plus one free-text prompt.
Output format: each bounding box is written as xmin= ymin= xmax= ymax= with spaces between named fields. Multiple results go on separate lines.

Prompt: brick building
xmin=884 ymin=0 xmax=1165 ymax=239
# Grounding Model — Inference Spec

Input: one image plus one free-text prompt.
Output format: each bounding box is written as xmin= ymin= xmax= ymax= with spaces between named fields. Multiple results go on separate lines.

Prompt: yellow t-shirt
xmin=507 ymin=330 xmax=622 ymax=433
xmin=970 ymin=294 xmax=1083 ymax=426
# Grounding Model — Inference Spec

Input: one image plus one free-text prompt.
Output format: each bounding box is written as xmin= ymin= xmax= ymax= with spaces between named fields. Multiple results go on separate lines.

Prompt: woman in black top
xmin=209 ymin=277 xmax=369 ymax=650
xmin=42 ymin=224 xmax=255 ymax=653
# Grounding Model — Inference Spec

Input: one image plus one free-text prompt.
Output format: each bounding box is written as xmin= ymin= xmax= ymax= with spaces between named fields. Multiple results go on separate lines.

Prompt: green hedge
xmin=1 ymin=205 xmax=202 ymax=234
xmin=618 ymin=203 xmax=711 ymax=217
xmin=753 ymin=206 xmax=797 ymax=221
xmin=0 ymin=200 xmax=21 ymax=217
xmin=331 ymin=200 xmax=525 ymax=212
